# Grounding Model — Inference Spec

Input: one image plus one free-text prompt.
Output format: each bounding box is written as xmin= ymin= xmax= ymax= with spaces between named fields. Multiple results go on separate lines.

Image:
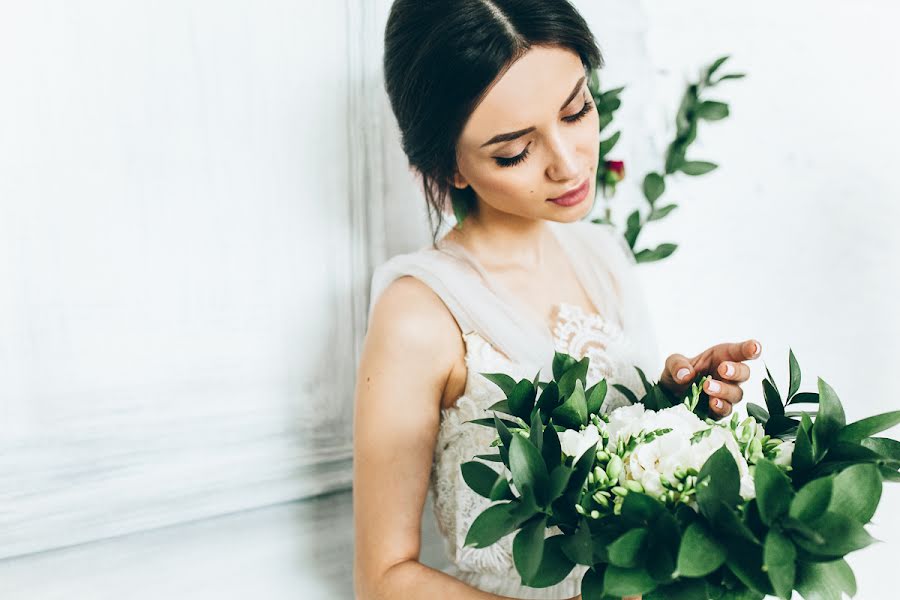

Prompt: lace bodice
xmin=429 ymin=302 xmax=648 ymax=599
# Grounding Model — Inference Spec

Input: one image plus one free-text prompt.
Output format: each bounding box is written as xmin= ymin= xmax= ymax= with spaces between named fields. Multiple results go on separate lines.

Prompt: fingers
xmin=726 ymin=339 xmax=762 ymax=362
xmin=665 ymin=353 xmax=694 ymax=384
xmin=717 ymin=360 xmax=750 ymax=383
xmin=705 ymin=377 xmax=744 ymax=405
xmin=709 ymin=396 xmax=733 ymax=418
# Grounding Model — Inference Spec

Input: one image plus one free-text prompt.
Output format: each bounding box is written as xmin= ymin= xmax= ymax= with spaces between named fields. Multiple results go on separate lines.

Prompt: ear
xmin=450 ymin=170 xmax=469 ymax=190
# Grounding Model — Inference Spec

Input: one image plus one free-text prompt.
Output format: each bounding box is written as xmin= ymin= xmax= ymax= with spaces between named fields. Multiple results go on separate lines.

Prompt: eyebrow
xmin=479 ymin=75 xmax=586 ymax=148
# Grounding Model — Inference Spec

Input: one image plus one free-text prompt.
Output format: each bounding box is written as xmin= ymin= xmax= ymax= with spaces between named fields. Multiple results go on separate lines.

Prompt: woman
xmin=353 ymin=1 xmax=761 ymax=598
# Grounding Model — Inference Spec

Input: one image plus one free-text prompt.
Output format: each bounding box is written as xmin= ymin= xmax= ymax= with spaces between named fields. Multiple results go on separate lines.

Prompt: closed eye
xmin=492 ymin=97 xmax=594 ymax=168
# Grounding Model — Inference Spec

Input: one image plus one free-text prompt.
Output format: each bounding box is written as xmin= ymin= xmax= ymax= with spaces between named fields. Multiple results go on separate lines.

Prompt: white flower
xmin=602 ymin=403 xmax=757 ymax=502
xmin=559 ymin=423 xmax=602 ymax=462
xmin=773 ymin=440 xmax=795 ymax=468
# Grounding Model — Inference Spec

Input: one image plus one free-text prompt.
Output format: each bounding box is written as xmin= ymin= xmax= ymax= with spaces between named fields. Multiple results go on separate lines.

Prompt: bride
xmin=353 ymin=1 xmax=761 ymax=598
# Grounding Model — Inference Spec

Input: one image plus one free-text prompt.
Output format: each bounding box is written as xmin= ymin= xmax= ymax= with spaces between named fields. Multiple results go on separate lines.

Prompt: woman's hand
xmin=659 ymin=339 xmax=761 ymax=420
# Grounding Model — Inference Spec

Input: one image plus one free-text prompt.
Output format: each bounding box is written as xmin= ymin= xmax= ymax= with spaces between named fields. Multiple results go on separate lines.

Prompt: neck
xmin=445 ymin=203 xmax=556 ymax=271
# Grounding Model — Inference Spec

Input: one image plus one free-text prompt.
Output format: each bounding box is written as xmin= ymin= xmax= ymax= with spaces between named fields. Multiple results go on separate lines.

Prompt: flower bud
xmin=674 ymin=467 xmax=687 ymax=480
xmin=596 ymin=450 xmax=610 ymax=462
xmin=624 ymin=480 xmax=644 ymax=493
xmin=611 ymin=485 xmax=629 ymax=497
xmin=593 ymin=492 xmax=610 ymax=508
xmin=575 ymin=504 xmax=586 ymax=515
xmin=590 ymin=509 xmax=601 ymax=519
xmin=606 ymin=455 xmax=624 ymax=482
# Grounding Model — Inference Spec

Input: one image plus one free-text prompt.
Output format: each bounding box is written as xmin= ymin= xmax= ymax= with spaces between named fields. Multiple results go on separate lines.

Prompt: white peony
xmin=559 ymin=423 xmax=602 ymax=462
xmin=604 ymin=403 xmax=757 ymax=501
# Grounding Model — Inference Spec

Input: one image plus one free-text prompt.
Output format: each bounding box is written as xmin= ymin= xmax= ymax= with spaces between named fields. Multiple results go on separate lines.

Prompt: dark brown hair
xmin=383 ymin=0 xmax=604 ymax=246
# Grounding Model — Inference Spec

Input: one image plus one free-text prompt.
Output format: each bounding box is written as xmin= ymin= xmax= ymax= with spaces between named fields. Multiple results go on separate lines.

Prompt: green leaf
xmin=552 ymin=352 xmax=577 ymax=382
xmin=827 ymin=463 xmax=882 ymax=523
xmin=793 ymin=416 xmax=815 ymax=473
xmin=509 ymin=434 xmax=550 ymax=507
xmin=585 ymin=379 xmax=608 ymax=415
xmin=648 ymin=203 xmax=678 ymax=222
xmin=513 ymin=514 xmax=548 ymax=583
xmin=642 ymin=172 xmax=665 ymax=204
xmin=714 ymin=73 xmax=747 ymax=83
xmin=704 ymin=55 xmax=730 ymax=84
xmin=837 ymin=410 xmax=900 ymax=443
xmin=489 ymin=474 xmax=515 ymax=501
xmin=620 ymin=491 xmax=666 ymax=524
xmin=561 ymin=516 xmax=594 ymax=566
xmin=763 ymin=378 xmax=784 ymax=417
xmin=482 ymin=372 xmax=516 ymax=396
xmin=635 ymin=366 xmax=652 ymax=395
xmin=696 ymin=100 xmax=729 ymax=121
xmin=697 ymin=445 xmax=741 ymax=512
xmin=474 ymin=453 xmax=503 ymax=463
xmin=624 ymin=209 xmax=642 ymax=249
xmin=581 ymin=566 xmax=605 ymax=600
xmin=679 ymin=160 xmax=718 ymax=176
xmin=465 ymin=417 xmax=519 ymax=429
xmin=548 ymin=464 xmax=572 ymax=501
xmin=535 ymin=381 xmax=560 ymax=416
xmin=599 ymin=130 xmax=621 ymax=157
xmin=557 ymin=356 xmax=589 ymax=398
xmin=789 ymin=476 xmax=833 ymax=523
xmin=612 ymin=383 xmax=639 ymax=406
xmin=645 ymin=579 xmax=709 ymax=600
xmin=676 ymin=522 xmax=725 ymax=577
xmin=527 ymin=535 xmax=576 ymax=588
xmin=508 ymin=379 xmax=537 ymax=421
xmin=764 ymin=529 xmax=796 ymax=600
xmin=494 ymin=414 xmax=512 ymax=447
xmin=796 ymin=559 xmax=857 ymax=600
xmin=793 ymin=511 xmax=877 ymax=557
xmin=788 ymin=392 xmax=819 ymax=405
xmin=634 ymin=243 xmax=678 ymax=264
xmin=551 ymin=379 xmax=589 ymax=429
xmin=542 ymin=421 xmax=562 ymax=469
xmin=464 ymin=501 xmax=524 ymax=548
xmin=747 ymin=403 xmax=770 ymax=424
xmin=528 ymin=409 xmax=543 ymax=451
xmin=603 ymin=565 xmax=658 ymax=597
xmin=461 ymin=461 xmax=502 ymax=499
xmin=754 ymin=459 xmax=794 ymax=525
xmin=787 ymin=349 xmax=802 ymax=400
xmin=812 ymin=378 xmax=846 ymax=459
xmin=862 ymin=436 xmax=900 ymax=461
xmin=725 ymin=539 xmax=773 ymax=596
xmin=607 ymin=528 xmax=649 ymax=568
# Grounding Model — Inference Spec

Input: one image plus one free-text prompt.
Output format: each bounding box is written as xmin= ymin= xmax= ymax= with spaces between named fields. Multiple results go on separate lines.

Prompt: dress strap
xmin=367 ymin=245 xmax=552 ymax=374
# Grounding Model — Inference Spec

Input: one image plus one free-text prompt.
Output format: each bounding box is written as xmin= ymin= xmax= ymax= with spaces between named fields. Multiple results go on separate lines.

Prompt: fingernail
xmin=724 ymin=363 xmax=735 ymax=377
xmin=708 ymin=380 xmax=721 ymax=392
xmin=677 ymin=367 xmax=691 ymax=382
xmin=752 ymin=341 xmax=761 ymax=357
xmin=715 ymin=399 xmax=723 ymax=409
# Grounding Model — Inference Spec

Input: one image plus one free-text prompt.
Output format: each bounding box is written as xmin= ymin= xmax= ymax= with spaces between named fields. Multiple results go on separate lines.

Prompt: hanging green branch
xmin=587 ymin=55 xmax=746 ymax=264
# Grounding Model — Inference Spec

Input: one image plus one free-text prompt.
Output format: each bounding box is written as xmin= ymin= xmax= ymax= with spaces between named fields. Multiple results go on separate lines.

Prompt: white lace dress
xmin=430 ymin=303 xmax=648 ymax=599
xmin=367 ymin=220 xmax=661 ymax=599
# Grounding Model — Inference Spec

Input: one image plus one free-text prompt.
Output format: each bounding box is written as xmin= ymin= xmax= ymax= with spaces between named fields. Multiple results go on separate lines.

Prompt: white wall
xmin=636 ymin=2 xmax=900 ymax=598
xmin=0 ymin=0 xmax=385 ymax=559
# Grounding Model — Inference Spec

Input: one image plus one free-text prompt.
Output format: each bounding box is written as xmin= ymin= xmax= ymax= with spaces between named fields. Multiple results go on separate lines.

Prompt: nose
xmin=544 ymin=130 xmax=581 ymax=183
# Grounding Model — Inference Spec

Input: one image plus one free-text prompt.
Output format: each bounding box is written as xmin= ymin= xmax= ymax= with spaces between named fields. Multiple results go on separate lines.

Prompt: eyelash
xmin=494 ymin=98 xmax=594 ymax=168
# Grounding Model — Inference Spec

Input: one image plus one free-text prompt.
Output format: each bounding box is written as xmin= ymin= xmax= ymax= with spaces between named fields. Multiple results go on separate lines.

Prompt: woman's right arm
xmin=353 ymin=275 xmax=526 ymax=599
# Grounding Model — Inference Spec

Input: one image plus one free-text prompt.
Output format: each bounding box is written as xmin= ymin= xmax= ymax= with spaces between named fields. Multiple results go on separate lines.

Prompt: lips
xmin=547 ymin=178 xmax=590 ymax=207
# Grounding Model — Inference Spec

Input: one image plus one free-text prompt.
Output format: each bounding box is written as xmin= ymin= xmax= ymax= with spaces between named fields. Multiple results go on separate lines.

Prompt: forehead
xmin=460 ymin=46 xmax=586 ymax=145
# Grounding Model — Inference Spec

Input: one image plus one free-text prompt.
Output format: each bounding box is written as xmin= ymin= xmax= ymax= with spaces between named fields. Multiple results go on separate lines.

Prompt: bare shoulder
xmin=364 ymin=275 xmax=465 ymax=388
